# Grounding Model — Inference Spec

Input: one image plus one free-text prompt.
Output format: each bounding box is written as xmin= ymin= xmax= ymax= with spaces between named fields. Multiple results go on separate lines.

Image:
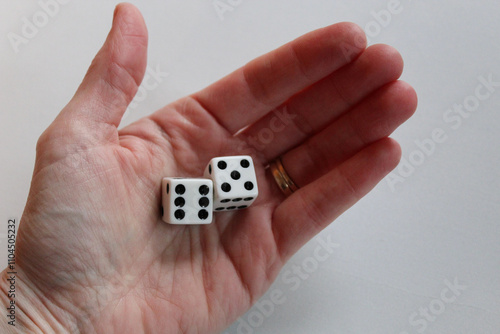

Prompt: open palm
xmin=4 ymin=4 xmax=417 ymax=334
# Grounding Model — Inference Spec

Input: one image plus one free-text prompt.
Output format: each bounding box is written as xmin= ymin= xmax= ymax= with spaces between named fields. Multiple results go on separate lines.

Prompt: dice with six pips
xmin=161 ymin=178 xmax=213 ymax=225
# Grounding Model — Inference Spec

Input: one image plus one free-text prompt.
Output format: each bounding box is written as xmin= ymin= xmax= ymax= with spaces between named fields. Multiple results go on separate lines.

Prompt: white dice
xmin=161 ymin=178 xmax=213 ymax=224
xmin=203 ymin=156 xmax=258 ymax=211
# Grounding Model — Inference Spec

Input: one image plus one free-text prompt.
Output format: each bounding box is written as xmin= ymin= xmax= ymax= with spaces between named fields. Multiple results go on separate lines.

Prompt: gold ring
xmin=269 ymin=157 xmax=299 ymax=197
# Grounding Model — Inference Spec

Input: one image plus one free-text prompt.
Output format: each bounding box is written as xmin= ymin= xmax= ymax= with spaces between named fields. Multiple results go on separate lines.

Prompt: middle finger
xmin=237 ymin=44 xmax=404 ymax=161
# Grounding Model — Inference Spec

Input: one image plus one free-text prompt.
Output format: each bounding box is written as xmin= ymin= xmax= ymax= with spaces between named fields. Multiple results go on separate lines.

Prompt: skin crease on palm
xmin=0 ymin=3 xmax=417 ymax=334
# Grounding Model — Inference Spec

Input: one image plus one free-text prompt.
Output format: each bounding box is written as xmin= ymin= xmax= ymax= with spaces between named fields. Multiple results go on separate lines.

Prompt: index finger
xmin=191 ymin=22 xmax=367 ymax=134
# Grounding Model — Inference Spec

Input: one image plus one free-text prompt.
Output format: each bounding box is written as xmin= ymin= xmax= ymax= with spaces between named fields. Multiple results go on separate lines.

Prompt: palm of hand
xmin=18 ymin=98 xmax=280 ymax=333
xmin=10 ymin=4 xmax=416 ymax=334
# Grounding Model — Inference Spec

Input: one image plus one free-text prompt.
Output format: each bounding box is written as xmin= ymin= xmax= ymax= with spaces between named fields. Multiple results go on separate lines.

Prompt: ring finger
xmin=277 ymin=80 xmax=417 ymax=189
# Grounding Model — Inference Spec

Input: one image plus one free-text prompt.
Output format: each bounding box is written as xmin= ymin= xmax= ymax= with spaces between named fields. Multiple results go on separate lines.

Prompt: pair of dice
xmin=161 ymin=156 xmax=258 ymax=224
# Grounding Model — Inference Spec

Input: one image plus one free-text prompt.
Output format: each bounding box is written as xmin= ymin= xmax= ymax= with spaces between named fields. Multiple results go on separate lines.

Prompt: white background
xmin=1 ymin=0 xmax=499 ymax=333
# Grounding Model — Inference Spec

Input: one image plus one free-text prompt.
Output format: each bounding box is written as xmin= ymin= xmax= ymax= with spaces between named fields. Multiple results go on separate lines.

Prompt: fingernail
xmin=113 ymin=5 xmax=119 ymax=22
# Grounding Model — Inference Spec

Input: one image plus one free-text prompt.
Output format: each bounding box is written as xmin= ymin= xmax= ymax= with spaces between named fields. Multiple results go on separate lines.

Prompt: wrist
xmin=0 ymin=267 xmax=76 ymax=333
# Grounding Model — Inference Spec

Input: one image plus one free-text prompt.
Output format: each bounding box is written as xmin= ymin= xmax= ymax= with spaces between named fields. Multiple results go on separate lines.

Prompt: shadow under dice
xmin=162 ymin=178 xmax=213 ymax=224
xmin=204 ymin=156 xmax=258 ymax=211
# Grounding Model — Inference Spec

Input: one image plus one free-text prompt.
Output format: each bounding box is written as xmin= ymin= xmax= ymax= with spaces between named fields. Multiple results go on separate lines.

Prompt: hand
xmin=1 ymin=3 xmax=417 ymax=333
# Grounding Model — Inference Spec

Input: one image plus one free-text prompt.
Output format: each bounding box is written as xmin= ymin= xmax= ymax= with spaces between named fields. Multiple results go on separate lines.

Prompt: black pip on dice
xmin=161 ymin=178 xmax=213 ymax=224
xmin=204 ymin=156 xmax=258 ymax=212
xmin=161 ymin=156 xmax=258 ymax=225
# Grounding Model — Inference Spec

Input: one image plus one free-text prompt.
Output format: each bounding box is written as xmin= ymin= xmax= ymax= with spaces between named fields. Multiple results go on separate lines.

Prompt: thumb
xmin=63 ymin=3 xmax=148 ymax=128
